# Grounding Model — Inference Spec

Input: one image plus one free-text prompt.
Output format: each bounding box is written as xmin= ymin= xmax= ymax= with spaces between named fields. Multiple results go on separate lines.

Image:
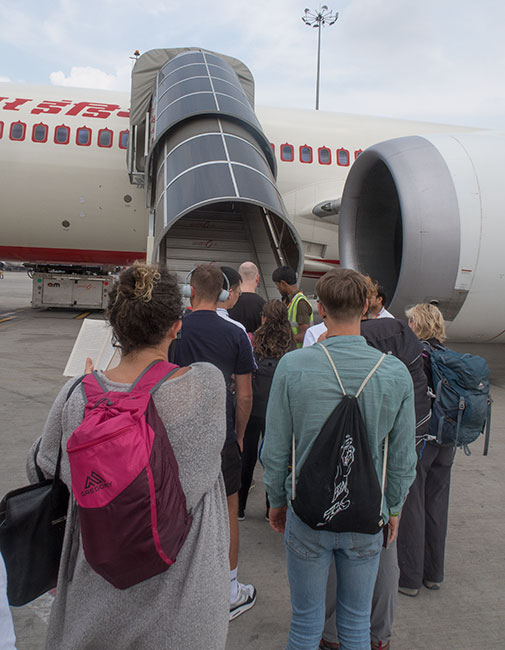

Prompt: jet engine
xmin=339 ymin=132 xmax=505 ymax=342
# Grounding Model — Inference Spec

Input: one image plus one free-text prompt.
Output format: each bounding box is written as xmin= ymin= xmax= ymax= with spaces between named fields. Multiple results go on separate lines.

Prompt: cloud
xmin=49 ymin=64 xmax=132 ymax=90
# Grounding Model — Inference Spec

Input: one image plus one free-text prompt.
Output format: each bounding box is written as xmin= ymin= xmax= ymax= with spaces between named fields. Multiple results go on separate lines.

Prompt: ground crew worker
xmin=272 ymin=266 xmax=313 ymax=347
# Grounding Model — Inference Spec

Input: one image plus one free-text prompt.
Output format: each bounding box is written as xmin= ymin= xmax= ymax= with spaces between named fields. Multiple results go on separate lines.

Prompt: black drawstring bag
xmin=291 ymin=344 xmax=387 ymax=534
xmin=0 ymin=440 xmax=69 ymax=606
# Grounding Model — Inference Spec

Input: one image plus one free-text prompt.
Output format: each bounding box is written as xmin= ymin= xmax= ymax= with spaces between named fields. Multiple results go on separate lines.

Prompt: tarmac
xmin=0 ymin=271 xmax=504 ymax=650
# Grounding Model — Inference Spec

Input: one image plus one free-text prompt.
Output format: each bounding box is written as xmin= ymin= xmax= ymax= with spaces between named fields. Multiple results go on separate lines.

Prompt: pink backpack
xmin=67 ymin=360 xmax=192 ymax=589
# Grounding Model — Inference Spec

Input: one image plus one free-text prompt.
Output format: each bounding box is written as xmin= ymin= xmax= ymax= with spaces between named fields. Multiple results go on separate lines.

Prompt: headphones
xmin=182 ymin=267 xmax=230 ymax=302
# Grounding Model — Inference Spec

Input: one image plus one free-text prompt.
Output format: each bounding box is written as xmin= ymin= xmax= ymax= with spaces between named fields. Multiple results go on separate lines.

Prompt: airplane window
xmin=32 ymin=124 xmax=48 ymax=143
xmin=281 ymin=143 xmax=294 ymax=162
xmin=354 ymin=149 xmax=363 ymax=159
xmin=337 ymin=148 xmax=350 ymax=166
xmin=119 ymin=130 xmax=129 ymax=149
xmin=318 ymin=147 xmax=331 ymax=165
xmin=55 ymin=125 xmax=70 ymax=145
xmin=10 ymin=122 xmax=26 ymax=141
xmin=98 ymin=129 xmax=113 ymax=148
xmin=300 ymin=145 xmax=313 ymax=164
xmin=76 ymin=127 xmax=91 ymax=146
xmin=0 ymin=122 xmax=3 ymax=139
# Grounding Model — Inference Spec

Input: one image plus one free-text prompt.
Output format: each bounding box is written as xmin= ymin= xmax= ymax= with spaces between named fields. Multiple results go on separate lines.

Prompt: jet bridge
xmin=128 ymin=48 xmax=303 ymax=298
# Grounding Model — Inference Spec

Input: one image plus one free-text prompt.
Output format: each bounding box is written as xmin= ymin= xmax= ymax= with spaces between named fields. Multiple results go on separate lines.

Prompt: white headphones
xmin=182 ymin=267 xmax=230 ymax=302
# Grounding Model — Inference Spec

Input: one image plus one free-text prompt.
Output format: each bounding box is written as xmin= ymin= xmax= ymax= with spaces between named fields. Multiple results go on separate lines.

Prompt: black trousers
xmin=238 ymin=414 xmax=265 ymax=513
xmin=397 ymin=440 xmax=455 ymax=589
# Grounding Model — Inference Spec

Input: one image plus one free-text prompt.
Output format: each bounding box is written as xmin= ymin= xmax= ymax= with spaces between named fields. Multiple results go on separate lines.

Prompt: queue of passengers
xmin=1 ymin=260 xmax=455 ymax=650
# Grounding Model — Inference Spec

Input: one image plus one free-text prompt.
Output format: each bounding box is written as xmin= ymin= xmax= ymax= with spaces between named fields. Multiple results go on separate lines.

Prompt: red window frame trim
xmin=318 ymin=146 xmax=332 ymax=165
xmin=97 ymin=127 xmax=113 ymax=149
xmin=337 ymin=147 xmax=350 ymax=167
xmin=270 ymin=142 xmax=275 ymax=154
xmin=119 ymin=129 xmax=129 ymax=150
xmin=9 ymin=121 xmax=26 ymax=141
xmin=32 ymin=123 xmax=49 ymax=144
xmin=354 ymin=149 xmax=363 ymax=160
xmin=280 ymin=142 xmax=294 ymax=162
xmin=54 ymin=124 xmax=71 ymax=145
xmin=299 ymin=144 xmax=313 ymax=164
xmin=0 ymin=121 xmax=3 ymax=139
xmin=76 ymin=126 xmax=92 ymax=147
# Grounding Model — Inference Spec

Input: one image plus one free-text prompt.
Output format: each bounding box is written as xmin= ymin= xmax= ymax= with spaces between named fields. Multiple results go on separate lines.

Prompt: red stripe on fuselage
xmin=0 ymin=246 xmax=146 ymax=266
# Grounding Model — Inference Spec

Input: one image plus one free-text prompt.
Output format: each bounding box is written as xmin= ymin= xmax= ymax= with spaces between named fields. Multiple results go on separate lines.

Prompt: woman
xmin=27 ymin=263 xmax=230 ymax=649
xmin=238 ymin=299 xmax=295 ymax=520
xmin=397 ymin=302 xmax=453 ymax=596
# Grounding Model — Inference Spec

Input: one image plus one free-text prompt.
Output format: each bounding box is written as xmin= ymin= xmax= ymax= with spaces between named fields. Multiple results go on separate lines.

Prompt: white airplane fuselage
xmin=0 ymin=83 xmax=477 ymax=279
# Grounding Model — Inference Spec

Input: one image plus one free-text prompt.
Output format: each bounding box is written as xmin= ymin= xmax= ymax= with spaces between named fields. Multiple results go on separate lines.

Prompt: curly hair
xmin=106 ymin=261 xmax=182 ymax=355
xmin=253 ymin=299 xmax=296 ymax=360
xmin=405 ymin=303 xmax=447 ymax=342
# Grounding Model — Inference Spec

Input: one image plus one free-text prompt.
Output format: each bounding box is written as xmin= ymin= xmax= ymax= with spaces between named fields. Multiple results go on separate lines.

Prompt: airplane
xmin=0 ymin=47 xmax=499 ymax=340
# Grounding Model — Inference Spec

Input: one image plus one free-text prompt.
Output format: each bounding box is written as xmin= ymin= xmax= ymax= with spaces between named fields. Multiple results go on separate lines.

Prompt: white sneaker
xmin=229 ymin=582 xmax=257 ymax=621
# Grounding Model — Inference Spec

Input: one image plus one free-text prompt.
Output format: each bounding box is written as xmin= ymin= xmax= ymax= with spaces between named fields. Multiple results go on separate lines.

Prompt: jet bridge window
xmin=54 ymin=125 xmax=70 ymax=145
xmin=318 ymin=147 xmax=331 ymax=165
xmin=281 ymin=143 xmax=294 ymax=162
xmin=9 ymin=121 xmax=26 ymax=141
xmin=119 ymin=130 xmax=129 ymax=149
xmin=337 ymin=148 xmax=350 ymax=166
xmin=76 ymin=127 xmax=92 ymax=146
xmin=98 ymin=128 xmax=113 ymax=148
xmin=300 ymin=145 xmax=313 ymax=163
xmin=32 ymin=123 xmax=48 ymax=143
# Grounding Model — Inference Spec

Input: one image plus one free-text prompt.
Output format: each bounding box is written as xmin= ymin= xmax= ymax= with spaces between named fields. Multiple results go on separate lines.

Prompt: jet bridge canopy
xmin=129 ymin=48 xmax=303 ymax=296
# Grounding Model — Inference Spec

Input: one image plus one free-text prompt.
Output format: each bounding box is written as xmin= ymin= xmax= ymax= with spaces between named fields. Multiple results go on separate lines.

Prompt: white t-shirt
xmin=0 ymin=554 xmax=16 ymax=650
xmin=376 ymin=307 xmax=394 ymax=319
xmin=302 ymin=321 xmax=328 ymax=347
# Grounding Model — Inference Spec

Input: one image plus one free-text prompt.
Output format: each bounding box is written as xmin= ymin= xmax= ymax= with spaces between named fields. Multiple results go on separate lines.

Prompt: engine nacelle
xmin=339 ymin=132 xmax=505 ymax=342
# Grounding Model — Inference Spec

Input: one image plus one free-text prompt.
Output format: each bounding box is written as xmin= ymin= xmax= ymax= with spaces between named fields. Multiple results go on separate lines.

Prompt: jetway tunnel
xmin=129 ymin=48 xmax=302 ymax=298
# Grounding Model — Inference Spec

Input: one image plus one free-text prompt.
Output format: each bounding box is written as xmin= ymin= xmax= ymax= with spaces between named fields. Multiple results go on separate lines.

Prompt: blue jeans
xmin=284 ymin=508 xmax=382 ymax=650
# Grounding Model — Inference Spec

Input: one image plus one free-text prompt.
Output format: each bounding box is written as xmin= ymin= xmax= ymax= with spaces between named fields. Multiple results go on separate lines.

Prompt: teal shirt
xmin=261 ymin=336 xmax=417 ymax=520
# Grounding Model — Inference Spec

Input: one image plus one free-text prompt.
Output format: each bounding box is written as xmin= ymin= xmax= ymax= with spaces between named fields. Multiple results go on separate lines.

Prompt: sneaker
xmin=238 ymin=510 xmax=245 ymax=521
xmin=229 ymin=583 xmax=257 ymax=621
xmin=423 ymin=579 xmax=440 ymax=590
xmin=371 ymin=641 xmax=390 ymax=650
xmin=398 ymin=586 xmax=419 ymax=597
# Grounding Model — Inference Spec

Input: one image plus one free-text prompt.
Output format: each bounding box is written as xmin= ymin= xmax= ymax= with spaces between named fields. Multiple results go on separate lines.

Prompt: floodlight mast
xmin=302 ymin=6 xmax=339 ymax=110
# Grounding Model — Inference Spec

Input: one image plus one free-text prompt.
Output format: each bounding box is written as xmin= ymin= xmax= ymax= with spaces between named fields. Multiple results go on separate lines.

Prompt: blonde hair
xmin=405 ymin=303 xmax=446 ymax=342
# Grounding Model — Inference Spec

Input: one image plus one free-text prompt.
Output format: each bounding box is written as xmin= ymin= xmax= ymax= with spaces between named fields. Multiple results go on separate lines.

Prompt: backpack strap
xmin=130 ymin=360 xmax=180 ymax=394
xmin=317 ymin=343 xmax=386 ymax=397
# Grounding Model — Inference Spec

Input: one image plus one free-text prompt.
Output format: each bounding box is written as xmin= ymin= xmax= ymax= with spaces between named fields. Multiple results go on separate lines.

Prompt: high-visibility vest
xmin=287 ymin=292 xmax=313 ymax=348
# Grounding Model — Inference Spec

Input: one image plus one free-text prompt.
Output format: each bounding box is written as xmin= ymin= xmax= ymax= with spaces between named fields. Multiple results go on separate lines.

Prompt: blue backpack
xmin=425 ymin=342 xmax=492 ymax=455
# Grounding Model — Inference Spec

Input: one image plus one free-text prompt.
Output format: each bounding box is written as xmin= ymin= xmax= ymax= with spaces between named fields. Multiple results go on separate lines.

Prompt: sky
xmin=1 ymin=0 xmax=504 ymax=130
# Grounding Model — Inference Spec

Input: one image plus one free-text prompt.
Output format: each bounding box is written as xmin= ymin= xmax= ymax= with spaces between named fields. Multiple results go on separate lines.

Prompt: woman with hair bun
xmin=397 ymin=302 xmax=454 ymax=597
xmin=27 ymin=262 xmax=230 ymax=650
xmin=238 ymin=299 xmax=296 ymax=520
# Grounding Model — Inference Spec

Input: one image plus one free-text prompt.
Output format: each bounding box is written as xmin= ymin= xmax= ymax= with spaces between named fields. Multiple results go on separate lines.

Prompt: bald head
xmin=238 ymin=261 xmax=259 ymax=292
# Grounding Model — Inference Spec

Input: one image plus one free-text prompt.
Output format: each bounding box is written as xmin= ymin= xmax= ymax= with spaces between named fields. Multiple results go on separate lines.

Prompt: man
xmin=228 ymin=261 xmax=266 ymax=333
xmin=217 ymin=266 xmax=248 ymax=336
xmin=261 ymin=268 xmax=417 ymax=650
xmin=368 ymin=285 xmax=394 ymax=319
xmin=272 ymin=266 xmax=313 ymax=347
xmin=173 ymin=264 xmax=257 ymax=621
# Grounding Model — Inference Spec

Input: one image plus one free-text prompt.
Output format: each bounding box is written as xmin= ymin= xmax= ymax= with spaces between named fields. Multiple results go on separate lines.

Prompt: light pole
xmin=302 ymin=6 xmax=338 ymax=110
